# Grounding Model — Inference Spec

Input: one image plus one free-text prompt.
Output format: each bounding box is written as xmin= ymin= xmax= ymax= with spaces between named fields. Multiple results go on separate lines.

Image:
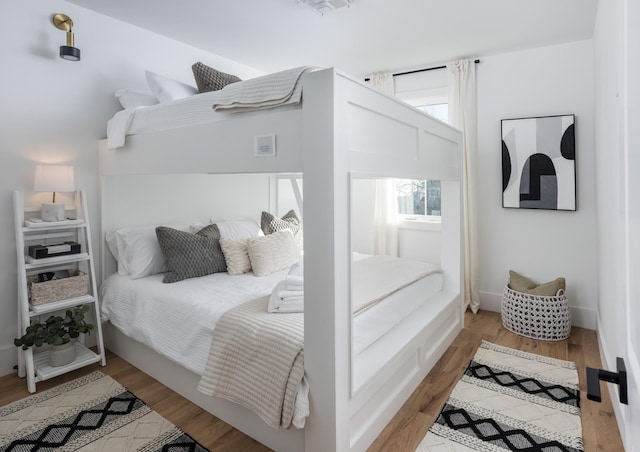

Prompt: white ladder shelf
xmin=13 ymin=190 xmax=106 ymax=393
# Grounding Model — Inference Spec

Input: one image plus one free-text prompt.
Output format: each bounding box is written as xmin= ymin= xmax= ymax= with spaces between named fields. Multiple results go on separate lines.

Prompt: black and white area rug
xmin=0 ymin=371 xmax=208 ymax=451
xmin=417 ymin=341 xmax=583 ymax=451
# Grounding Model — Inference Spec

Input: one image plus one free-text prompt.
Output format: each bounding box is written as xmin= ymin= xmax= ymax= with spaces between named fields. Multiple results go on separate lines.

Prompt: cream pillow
xmin=509 ymin=270 xmax=565 ymax=296
xmin=247 ymin=230 xmax=300 ymax=277
xmin=219 ymin=237 xmax=252 ymax=275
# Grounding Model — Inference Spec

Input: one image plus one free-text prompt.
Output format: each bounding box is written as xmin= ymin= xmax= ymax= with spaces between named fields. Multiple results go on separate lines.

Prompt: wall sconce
xmin=52 ymin=13 xmax=80 ymax=61
xmin=34 ymin=165 xmax=75 ymax=221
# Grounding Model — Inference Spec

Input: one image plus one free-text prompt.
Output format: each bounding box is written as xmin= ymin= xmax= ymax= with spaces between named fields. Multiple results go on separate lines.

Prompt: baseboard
xmin=479 ymin=290 xmax=596 ymax=330
xmin=0 ymin=345 xmax=17 ymax=378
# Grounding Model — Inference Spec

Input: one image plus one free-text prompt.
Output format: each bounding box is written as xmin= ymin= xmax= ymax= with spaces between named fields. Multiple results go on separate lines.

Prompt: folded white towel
xmin=278 ymin=288 xmax=304 ymax=299
xmin=286 ymin=275 xmax=304 ymax=285
xmin=282 ymin=295 xmax=304 ymax=303
xmin=286 ymin=283 xmax=304 ymax=292
xmin=268 ymin=280 xmax=303 ymax=313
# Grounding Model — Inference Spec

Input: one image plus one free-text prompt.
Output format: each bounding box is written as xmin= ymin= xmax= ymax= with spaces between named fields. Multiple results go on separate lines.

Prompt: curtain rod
xmin=364 ymin=59 xmax=480 ymax=82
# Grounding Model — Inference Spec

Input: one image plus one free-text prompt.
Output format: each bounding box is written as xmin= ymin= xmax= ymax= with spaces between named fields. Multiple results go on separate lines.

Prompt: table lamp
xmin=34 ymin=165 xmax=75 ymax=221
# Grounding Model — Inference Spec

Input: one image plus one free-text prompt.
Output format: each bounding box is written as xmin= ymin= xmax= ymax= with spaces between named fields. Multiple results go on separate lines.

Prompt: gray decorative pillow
xmin=156 ymin=224 xmax=226 ymax=283
xmin=192 ymin=62 xmax=241 ymax=93
xmin=261 ymin=210 xmax=300 ymax=235
xmin=261 ymin=210 xmax=302 ymax=249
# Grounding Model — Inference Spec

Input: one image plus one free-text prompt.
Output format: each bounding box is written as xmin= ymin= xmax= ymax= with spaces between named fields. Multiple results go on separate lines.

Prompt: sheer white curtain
xmin=369 ymin=73 xmax=399 ymax=256
xmin=370 ymin=73 xmax=395 ymax=95
xmin=373 ymin=178 xmax=399 ymax=257
xmin=447 ymin=59 xmax=480 ymax=313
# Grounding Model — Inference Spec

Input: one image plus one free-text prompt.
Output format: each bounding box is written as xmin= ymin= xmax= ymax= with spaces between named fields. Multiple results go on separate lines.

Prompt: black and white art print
xmin=501 ymin=114 xmax=576 ymax=211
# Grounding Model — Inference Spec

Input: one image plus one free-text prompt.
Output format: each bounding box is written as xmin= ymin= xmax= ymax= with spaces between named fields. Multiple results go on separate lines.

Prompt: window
xmin=395 ymin=179 xmax=441 ymax=218
xmin=416 ymin=103 xmax=448 ymax=123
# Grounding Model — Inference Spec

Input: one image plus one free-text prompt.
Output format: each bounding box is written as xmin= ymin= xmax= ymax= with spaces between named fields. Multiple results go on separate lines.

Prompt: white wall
xmin=0 ymin=0 xmax=263 ymax=377
xmin=593 ymin=0 xmax=637 ymax=446
xmin=475 ymin=40 xmax=597 ymax=328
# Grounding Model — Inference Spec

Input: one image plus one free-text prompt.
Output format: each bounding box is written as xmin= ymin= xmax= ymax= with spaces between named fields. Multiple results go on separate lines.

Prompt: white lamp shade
xmin=34 ymin=165 xmax=75 ymax=193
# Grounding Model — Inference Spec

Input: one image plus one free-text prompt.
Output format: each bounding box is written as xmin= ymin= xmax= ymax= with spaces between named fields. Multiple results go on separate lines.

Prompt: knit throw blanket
xmin=197 ymin=296 xmax=304 ymax=429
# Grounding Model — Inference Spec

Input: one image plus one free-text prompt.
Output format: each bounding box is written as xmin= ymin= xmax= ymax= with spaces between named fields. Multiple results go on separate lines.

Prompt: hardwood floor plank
xmin=0 ymin=310 xmax=624 ymax=451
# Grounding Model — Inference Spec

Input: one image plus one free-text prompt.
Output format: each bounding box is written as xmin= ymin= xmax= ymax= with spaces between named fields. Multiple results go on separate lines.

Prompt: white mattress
xmin=100 ymin=263 xmax=443 ymax=373
xmin=352 ymin=271 xmax=442 ymax=356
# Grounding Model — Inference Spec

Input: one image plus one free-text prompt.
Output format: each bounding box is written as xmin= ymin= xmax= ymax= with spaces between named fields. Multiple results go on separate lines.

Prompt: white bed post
xmin=302 ymin=69 xmax=352 ymax=451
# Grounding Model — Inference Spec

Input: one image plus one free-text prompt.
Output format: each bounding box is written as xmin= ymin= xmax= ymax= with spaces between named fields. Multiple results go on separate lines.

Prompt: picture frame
xmin=501 ymin=114 xmax=576 ymax=211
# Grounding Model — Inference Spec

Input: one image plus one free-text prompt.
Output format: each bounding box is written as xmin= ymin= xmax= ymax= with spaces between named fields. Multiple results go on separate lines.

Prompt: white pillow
xmin=145 ymin=70 xmax=198 ymax=103
xmin=216 ymin=219 xmax=262 ymax=240
xmin=247 ymin=230 xmax=300 ymax=277
xmin=106 ymin=224 xmax=191 ymax=279
xmin=105 ymin=230 xmax=128 ymax=276
xmin=115 ymin=89 xmax=158 ymax=109
xmin=219 ymin=237 xmax=252 ymax=275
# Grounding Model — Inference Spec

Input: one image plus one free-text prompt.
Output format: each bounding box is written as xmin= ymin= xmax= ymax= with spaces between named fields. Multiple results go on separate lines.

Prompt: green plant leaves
xmin=13 ymin=305 xmax=93 ymax=350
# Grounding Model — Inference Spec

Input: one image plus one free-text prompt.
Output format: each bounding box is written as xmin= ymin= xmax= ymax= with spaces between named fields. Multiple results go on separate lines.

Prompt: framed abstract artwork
xmin=501 ymin=114 xmax=576 ymax=211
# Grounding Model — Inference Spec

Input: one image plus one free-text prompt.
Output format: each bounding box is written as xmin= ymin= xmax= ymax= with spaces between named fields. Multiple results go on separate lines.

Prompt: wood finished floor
xmin=0 ymin=310 xmax=624 ymax=451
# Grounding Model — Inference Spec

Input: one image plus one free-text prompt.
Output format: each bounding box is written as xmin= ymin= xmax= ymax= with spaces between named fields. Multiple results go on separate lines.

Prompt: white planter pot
xmin=49 ymin=342 xmax=76 ymax=367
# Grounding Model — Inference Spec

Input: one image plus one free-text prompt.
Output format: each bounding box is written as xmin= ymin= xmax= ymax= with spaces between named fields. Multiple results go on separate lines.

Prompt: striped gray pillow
xmin=156 ymin=224 xmax=226 ymax=283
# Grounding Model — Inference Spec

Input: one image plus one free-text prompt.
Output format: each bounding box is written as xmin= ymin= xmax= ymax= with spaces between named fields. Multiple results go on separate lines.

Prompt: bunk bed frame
xmin=98 ymin=68 xmax=464 ymax=452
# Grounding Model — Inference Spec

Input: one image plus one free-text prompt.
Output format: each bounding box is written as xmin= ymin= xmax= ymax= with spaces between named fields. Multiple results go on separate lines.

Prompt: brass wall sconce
xmin=52 ymin=13 xmax=80 ymax=61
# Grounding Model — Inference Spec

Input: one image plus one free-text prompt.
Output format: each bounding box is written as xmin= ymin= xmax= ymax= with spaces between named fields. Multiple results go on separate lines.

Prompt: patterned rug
xmin=0 ymin=371 xmax=208 ymax=451
xmin=417 ymin=341 xmax=583 ymax=451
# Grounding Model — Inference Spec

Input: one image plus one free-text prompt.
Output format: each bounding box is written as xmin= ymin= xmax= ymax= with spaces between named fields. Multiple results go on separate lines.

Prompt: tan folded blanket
xmin=197 ymin=296 xmax=304 ymax=428
xmin=212 ymin=66 xmax=319 ymax=112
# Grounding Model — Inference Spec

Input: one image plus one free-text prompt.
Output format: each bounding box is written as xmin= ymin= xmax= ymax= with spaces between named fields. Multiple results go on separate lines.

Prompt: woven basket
xmin=501 ymin=285 xmax=571 ymax=341
xmin=28 ymin=270 xmax=89 ymax=305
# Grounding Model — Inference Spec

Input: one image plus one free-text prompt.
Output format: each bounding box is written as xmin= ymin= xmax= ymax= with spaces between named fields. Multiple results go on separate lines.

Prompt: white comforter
xmin=352 ymin=255 xmax=440 ymax=314
xmin=100 ymin=270 xmax=288 ymax=375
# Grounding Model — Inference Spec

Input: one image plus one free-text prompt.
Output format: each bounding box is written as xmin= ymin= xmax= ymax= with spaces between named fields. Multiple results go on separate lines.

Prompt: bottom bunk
xmin=100 ymin=255 xmax=461 ymax=451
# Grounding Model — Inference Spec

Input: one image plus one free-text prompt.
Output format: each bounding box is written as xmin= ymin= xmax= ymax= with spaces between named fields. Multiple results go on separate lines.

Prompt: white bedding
xmin=100 ymin=261 xmax=442 ymax=366
xmin=100 ymin=258 xmax=442 ymax=430
xmin=106 ymin=66 xmax=318 ymax=150
xmin=352 ymin=270 xmax=442 ymax=356
xmin=100 ymin=269 xmax=288 ymax=375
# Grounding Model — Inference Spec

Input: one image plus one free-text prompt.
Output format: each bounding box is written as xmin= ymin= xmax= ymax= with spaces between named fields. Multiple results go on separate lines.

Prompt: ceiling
xmin=67 ymin=0 xmax=599 ymax=78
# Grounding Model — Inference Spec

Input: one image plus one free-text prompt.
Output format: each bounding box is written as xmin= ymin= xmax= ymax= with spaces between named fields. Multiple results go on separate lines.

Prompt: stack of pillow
xmin=115 ymin=61 xmax=242 ymax=110
xmin=106 ymin=210 xmax=303 ymax=284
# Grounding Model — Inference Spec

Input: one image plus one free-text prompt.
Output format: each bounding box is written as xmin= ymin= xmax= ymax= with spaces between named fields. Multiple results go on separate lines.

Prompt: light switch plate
xmin=255 ymin=134 xmax=276 ymax=157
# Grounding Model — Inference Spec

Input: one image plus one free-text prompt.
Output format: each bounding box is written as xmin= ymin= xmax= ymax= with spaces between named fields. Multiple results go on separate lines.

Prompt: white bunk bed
xmin=98 ymin=68 xmax=463 ymax=452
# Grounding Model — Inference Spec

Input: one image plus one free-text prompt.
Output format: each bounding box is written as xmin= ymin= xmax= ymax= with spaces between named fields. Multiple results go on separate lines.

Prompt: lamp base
xmin=42 ymin=203 xmax=66 ymax=222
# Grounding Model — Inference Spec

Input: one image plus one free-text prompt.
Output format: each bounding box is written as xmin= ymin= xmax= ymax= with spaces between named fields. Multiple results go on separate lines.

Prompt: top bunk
xmin=99 ymin=67 xmax=462 ymax=183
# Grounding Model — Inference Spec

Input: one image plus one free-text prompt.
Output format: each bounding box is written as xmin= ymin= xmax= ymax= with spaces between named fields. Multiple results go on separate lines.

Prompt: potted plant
xmin=14 ymin=305 xmax=93 ymax=367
